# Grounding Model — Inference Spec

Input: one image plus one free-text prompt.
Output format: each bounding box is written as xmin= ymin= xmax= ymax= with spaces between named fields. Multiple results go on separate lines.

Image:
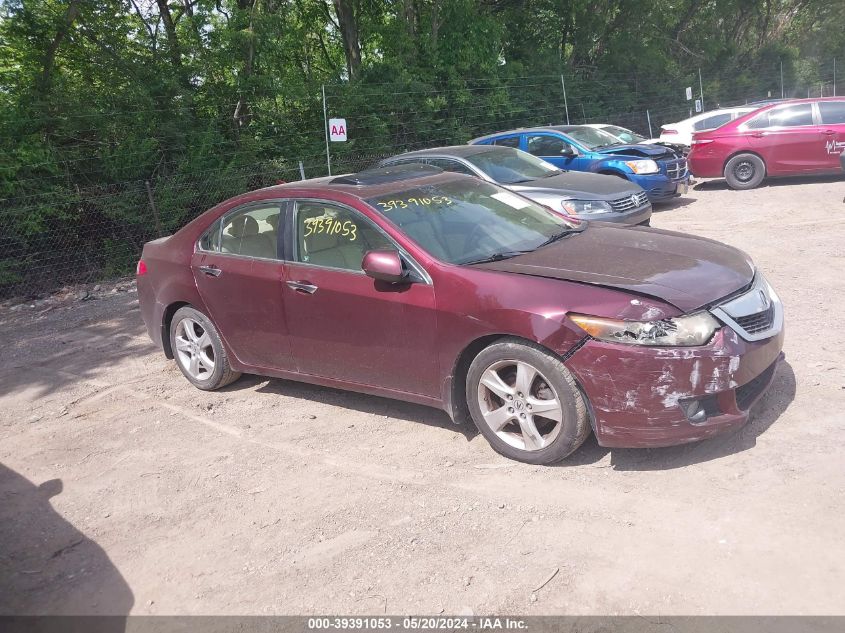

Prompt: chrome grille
xmin=710 ymin=275 xmax=783 ymax=342
xmin=733 ymin=305 xmax=775 ymax=334
xmin=665 ymin=158 xmax=689 ymax=181
xmin=609 ymin=191 xmax=649 ymax=212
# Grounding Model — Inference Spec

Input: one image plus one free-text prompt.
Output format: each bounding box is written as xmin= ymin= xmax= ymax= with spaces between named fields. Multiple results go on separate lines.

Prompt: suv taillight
xmin=137 ymin=259 xmax=148 ymax=276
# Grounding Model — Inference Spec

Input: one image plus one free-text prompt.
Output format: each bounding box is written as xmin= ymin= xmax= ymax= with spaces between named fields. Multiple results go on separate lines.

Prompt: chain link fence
xmin=0 ymin=153 xmax=386 ymax=299
xmin=2 ymin=62 xmax=839 ymax=300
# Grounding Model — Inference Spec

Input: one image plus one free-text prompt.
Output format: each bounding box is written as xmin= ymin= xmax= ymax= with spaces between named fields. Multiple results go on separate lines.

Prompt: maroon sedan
xmin=137 ymin=165 xmax=784 ymax=464
xmin=688 ymin=97 xmax=845 ymax=189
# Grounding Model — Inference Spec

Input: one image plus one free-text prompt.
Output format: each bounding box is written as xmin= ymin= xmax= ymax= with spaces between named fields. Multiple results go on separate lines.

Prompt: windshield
xmin=565 ymin=127 xmax=624 ymax=150
xmin=366 ymin=178 xmax=579 ymax=265
xmin=603 ymin=125 xmax=646 ymax=144
xmin=464 ymin=148 xmax=560 ymax=184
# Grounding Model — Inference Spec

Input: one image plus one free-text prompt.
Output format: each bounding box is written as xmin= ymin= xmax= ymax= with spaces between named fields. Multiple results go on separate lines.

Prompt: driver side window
xmin=295 ymin=202 xmax=393 ymax=271
xmin=526 ymin=135 xmax=569 ymax=156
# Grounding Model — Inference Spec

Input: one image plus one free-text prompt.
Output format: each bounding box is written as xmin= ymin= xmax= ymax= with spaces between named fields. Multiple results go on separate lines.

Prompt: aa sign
xmin=329 ymin=118 xmax=347 ymax=142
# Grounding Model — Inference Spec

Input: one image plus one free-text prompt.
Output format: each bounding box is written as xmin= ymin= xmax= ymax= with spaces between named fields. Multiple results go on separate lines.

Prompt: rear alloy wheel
xmin=170 ymin=306 xmax=240 ymax=390
xmin=466 ymin=339 xmax=590 ymax=464
xmin=724 ymin=153 xmax=765 ymax=190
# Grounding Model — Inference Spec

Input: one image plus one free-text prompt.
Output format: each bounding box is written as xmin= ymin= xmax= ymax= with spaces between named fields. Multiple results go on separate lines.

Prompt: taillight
xmin=137 ymin=259 xmax=148 ymax=276
xmin=661 ymin=128 xmax=678 ymax=135
xmin=691 ymin=139 xmax=714 ymax=145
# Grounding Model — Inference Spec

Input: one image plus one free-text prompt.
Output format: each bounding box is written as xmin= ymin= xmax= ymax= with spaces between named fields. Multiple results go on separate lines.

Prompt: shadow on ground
xmin=0 ymin=464 xmax=133 ymax=620
xmin=694 ymin=172 xmax=845 ymax=192
xmin=236 ymin=374 xmax=478 ymax=440
xmin=651 ymin=196 xmax=698 ymax=212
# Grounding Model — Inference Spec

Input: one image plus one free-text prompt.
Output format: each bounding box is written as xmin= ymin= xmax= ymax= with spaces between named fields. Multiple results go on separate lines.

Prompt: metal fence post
xmin=145 ymin=180 xmax=163 ymax=237
xmin=646 ymin=110 xmax=653 ymax=138
xmin=559 ymin=74 xmax=570 ymax=125
xmin=299 ymin=161 xmax=306 ymax=180
xmin=322 ymin=84 xmax=332 ymax=176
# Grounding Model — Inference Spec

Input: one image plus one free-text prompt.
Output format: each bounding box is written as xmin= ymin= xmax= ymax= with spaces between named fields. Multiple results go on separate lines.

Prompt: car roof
xmin=216 ymin=164 xmax=469 ymax=207
xmin=383 ymin=145 xmax=504 ymax=160
xmin=469 ymin=126 xmax=575 ymax=143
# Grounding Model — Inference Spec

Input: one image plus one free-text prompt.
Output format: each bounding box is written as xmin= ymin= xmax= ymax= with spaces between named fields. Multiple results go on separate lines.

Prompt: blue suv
xmin=470 ymin=125 xmax=689 ymax=202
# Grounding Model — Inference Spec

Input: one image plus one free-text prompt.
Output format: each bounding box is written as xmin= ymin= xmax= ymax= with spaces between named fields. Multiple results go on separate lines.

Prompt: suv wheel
xmin=170 ymin=306 xmax=241 ymax=390
xmin=724 ymin=153 xmax=765 ymax=190
xmin=466 ymin=338 xmax=590 ymax=464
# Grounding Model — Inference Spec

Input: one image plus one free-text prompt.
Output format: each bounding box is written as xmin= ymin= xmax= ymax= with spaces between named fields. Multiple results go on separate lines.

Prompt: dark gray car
xmin=379 ymin=145 xmax=652 ymax=225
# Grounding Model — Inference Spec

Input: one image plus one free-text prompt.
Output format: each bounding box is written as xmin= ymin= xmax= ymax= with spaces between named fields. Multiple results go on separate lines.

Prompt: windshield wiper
xmin=461 ymin=251 xmax=530 ymax=265
xmin=541 ymin=169 xmax=565 ymax=177
xmin=536 ymin=228 xmax=580 ymax=249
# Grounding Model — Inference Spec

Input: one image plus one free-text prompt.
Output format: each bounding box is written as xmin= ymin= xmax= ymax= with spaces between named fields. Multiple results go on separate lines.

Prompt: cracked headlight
xmin=625 ymin=159 xmax=659 ymax=174
xmin=570 ymin=312 xmax=719 ymax=346
xmin=561 ymin=199 xmax=612 ymax=215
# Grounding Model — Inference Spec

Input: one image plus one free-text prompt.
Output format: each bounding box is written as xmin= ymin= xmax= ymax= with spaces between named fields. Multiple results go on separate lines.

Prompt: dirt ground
xmin=1 ymin=175 xmax=844 ymax=617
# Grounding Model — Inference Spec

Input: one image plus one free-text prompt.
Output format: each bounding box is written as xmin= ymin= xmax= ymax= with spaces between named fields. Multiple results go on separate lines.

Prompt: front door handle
xmin=823 ymin=129 xmax=837 ymax=135
xmin=750 ymin=132 xmax=766 ymax=138
xmin=198 ymin=265 xmax=222 ymax=277
xmin=287 ymin=280 xmax=318 ymax=294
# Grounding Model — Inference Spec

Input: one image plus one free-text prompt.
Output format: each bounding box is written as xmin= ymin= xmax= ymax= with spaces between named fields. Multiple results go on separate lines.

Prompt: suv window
xmin=426 ymin=158 xmax=474 ymax=175
xmin=203 ymin=205 xmax=280 ymax=258
xmin=747 ymin=103 xmax=815 ymax=129
xmin=526 ymin=135 xmax=569 ymax=156
xmin=819 ymin=101 xmax=845 ymax=125
xmin=693 ymin=113 xmax=732 ymax=131
xmin=492 ymin=136 xmax=520 ymax=148
xmin=295 ymin=202 xmax=393 ymax=271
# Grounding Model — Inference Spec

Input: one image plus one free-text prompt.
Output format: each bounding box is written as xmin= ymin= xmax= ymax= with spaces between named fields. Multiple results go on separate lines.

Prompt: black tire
xmin=724 ymin=153 xmax=766 ymax=190
xmin=639 ymin=219 xmax=651 ymax=227
xmin=465 ymin=338 xmax=590 ymax=465
xmin=169 ymin=306 xmax=241 ymax=390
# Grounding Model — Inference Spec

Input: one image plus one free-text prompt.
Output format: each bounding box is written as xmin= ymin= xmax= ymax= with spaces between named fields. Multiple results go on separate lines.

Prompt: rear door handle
xmin=287 ymin=280 xmax=318 ymax=294
xmin=198 ymin=265 xmax=222 ymax=277
xmin=750 ymin=132 xmax=766 ymax=138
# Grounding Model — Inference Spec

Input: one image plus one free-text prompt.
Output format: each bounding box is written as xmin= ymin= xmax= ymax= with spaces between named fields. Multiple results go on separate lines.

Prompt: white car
xmin=582 ymin=124 xmax=687 ymax=155
xmin=657 ymin=107 xmax=759 ymax=147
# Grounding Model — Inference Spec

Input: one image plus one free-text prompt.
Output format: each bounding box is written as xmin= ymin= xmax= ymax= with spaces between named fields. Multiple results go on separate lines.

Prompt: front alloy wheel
xmin=477 ymin=360 xmax=563 ymax=451
xmin=466 ymin=338 xmax=590 ymax=464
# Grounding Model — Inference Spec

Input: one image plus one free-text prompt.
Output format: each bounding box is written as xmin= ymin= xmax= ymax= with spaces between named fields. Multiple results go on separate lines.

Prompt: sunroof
xmin=330 ymin=164 xmax=442 ymax=186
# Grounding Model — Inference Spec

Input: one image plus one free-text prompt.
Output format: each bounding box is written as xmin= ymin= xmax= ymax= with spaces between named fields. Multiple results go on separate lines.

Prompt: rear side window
xmin=219 ymin=205 xmax=281 ymax=259
xmin=493 ymin=136 xmax=521 ymax=148
xmin=526 ymin=135 xmax=569 ymax=156
xmin=426 ymin=158 xmax=474 ymax=175
xmin=693 ymin=113 xmax=732 ymax=131
xmin=748 ymin=104 xmax=815 ymax=129
xmin=819 ymin=101 xmax=845 ymax=125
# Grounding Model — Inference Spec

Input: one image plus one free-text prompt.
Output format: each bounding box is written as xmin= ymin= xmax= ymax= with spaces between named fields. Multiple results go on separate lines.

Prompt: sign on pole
xmin=694 ymin=99 xmax=702 ymax=113
xmin=685 ymin=86 xmax=693 ymax=100
xmin=329 ymin=118 xmax=347 ymax=142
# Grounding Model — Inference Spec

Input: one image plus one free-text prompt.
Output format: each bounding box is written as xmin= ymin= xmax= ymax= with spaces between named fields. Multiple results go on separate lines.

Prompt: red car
xmin=137 ymin=165 xmax=784 ymax=464
xmin=688 ymin=97 xmax=845 ymax=189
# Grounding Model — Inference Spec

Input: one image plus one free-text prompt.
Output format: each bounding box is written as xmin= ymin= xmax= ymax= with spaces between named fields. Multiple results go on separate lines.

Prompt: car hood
xmin=506 ymin=171 xmax=641 ymax=200
xmin=595 ymin=143 xmax=678 ymax=160
xmin=473 ymin=224 xmax=754 ymax=312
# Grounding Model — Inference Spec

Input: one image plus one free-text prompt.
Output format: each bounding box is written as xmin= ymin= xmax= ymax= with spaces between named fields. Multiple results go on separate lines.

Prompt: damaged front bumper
xmin=564 ymin=326 xmax=785 ymax=448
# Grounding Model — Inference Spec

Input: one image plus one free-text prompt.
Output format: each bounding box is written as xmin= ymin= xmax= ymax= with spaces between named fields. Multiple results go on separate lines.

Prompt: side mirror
xmin=362 ymin=249 xmax=408 ymax=284
xmin=560 ymin=145 xmax=578 ymax=157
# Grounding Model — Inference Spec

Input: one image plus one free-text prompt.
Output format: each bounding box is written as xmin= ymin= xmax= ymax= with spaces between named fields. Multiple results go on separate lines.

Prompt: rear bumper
xmin=564 ymin=327 xmax=785 ymax=448
xmin=688 ymin=149 xmax=725 ymax=178
xmin=578 ymin=203 xmax=652 ymax=226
